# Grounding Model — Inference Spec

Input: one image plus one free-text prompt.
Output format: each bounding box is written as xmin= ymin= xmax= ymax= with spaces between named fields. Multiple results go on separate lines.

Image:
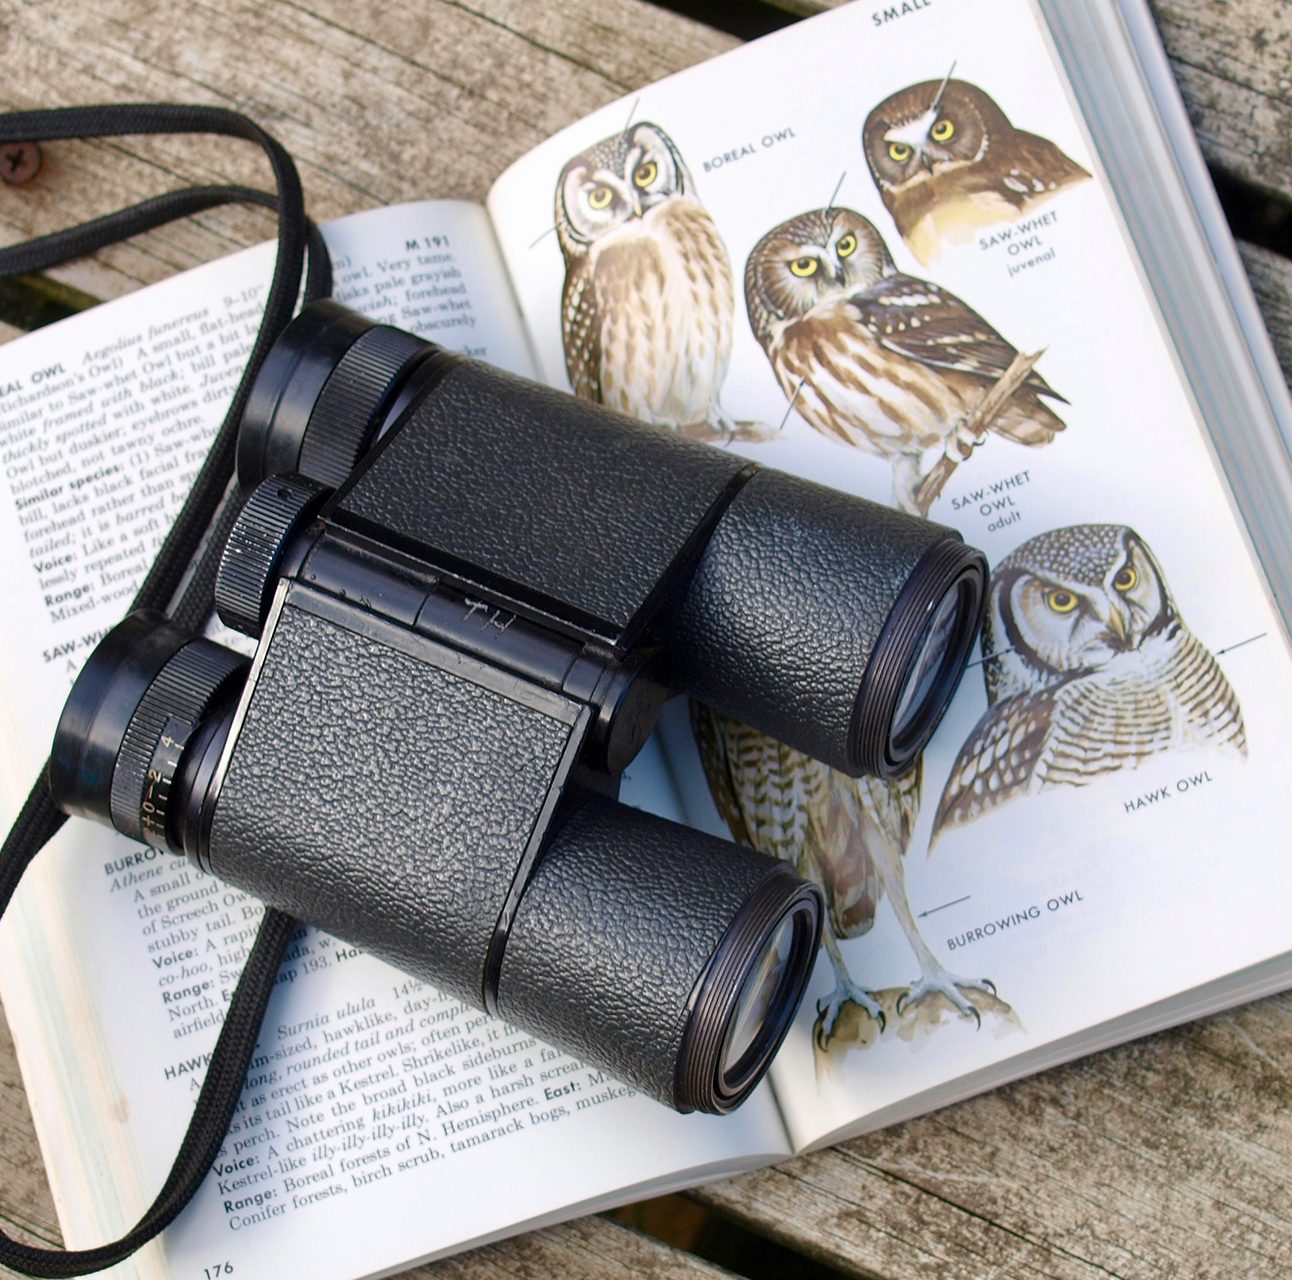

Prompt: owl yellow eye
xmin=789 ymin=256 xmax=819 ymax=278
xmin=587 ymin=185 xmax=614 ymax=210
xmin=836 ymin=232 xmax=858 ymax=259
xmin=1113 ymin=566 xmax=1138 ymax=592
xmin=930 ymin=118 xmax=955 ymax=143
xmin=888 ymin=142 xmax=912 ymax=163
xmin=633 ymin=160 xmax=658 ymax=188
xmin=1047 ymin=590 xmax=1079 ymax=614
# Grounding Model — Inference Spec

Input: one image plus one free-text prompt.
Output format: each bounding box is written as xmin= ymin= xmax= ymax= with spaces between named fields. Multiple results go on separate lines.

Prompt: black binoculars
xmin=50 ymin=302 xmax=986 ymax=1113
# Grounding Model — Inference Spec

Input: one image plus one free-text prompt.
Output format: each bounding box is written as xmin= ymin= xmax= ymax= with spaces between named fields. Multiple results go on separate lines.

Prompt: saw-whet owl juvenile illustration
xmin=863 ymin=77 xmax=1091 ymax=266
xmin=934 ymin=524 xmax=1247 ymax=836
xmin=745 ymin=206 xmax=1066 ymax=514
xmin=555 ymin=120 xmax=738 ymax=438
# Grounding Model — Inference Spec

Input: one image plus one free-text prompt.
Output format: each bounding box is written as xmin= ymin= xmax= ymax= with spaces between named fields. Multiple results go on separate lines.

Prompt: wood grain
xmin=696 ymin=992 xmax=1292 ymax=1277
xmin=1241 ymin=243 xmax=1292 ymax=384
xmin=0 ymin=0 xmax=736 ymax=304
xmin=1149 ymin=0 xmax=1292 ymax=202
xmin=2 ymin=3 xmax=1291 ymax=1279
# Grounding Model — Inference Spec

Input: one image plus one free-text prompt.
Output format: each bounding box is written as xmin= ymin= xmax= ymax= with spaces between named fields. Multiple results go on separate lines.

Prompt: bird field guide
xmin=1 ymin=0 xmax=1291 ymax=1276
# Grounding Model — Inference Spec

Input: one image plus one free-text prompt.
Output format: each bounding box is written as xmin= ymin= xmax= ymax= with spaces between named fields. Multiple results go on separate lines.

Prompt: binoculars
xmin=50 ymin=302 xmax=986 ymax=1113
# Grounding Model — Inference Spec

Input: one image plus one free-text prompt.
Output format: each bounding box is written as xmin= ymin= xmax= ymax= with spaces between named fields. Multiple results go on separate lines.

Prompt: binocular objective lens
xmin=720 ymin=911 xmax=796 ymax=1087
xmin=714 ymin=898 xmax=819 ymax=1099
xmin=890 ymin=578 xmax=975 ymax=756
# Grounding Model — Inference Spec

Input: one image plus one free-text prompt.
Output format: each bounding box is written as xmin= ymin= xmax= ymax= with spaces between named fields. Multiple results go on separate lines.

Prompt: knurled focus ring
xmin=215 ymin=474 xmax=330 ymax=637
xmin=109 ymin=640 xmax=247 ymax=846
xmin=297 ymin=324 xmax=427 ymax=488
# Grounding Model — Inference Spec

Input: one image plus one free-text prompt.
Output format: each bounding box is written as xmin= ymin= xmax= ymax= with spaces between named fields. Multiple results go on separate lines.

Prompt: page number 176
xmin=203 ymin=1265 xmax=234 ymax=1279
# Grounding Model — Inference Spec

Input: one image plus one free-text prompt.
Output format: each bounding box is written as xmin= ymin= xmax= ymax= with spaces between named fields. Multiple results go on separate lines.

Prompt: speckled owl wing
xmin=998 ymin=130 xmax=1091 ymax=201
xmin=690 ymin=702 xmax=823 ymax=870
xmin=690 ymin=703 xmax=892 ymax=940
xmin=572 ymin=233 xmax=676 ymax=420
xmin=847 ymin=274 xmax=1062 ymax=402
xmin=813 ymin=760 xmax=921 ymax=938
xmin=561 ymin=263 xmax=604 ymax=403
xmin=932 ymin=685 xmax=1061 ymax=835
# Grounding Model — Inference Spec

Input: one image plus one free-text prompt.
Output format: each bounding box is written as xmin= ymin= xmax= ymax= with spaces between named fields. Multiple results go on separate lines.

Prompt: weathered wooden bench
xmin=2 ymin=2 xmax=1290 ymax=1275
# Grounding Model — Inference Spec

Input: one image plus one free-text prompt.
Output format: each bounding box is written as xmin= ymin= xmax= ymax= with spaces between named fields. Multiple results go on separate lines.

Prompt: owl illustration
xmin=745 ymin=206 xmax=1065 ymax=514
xmin=693 ymin=706 xmax=997 ymax=1037
xmin=934 ymin=524 xmax=1247 ymax=835
xmin=555 ymin=121 xmax=737 ymax=438
xmin=863 ymin=77 xmax=1091 ymax=266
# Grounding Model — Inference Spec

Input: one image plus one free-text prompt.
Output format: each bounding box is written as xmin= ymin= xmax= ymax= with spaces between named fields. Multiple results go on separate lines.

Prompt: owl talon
xmin=897 ymin=973 xmax=996 ymax=1027
xmin=946 ymin=418 xmax=985 ymax=462
xmin=817 ymin=979 xmax=886 ymax=1038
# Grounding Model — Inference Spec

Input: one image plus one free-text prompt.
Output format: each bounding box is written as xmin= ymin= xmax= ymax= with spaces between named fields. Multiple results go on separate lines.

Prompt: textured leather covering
xmin=669 ymin=468 xmax=954 ymax=772
xmin=336 ymin=360 xmax=750 ymax=641
xmin=207 ymin=590 xmax=578 ymax=1005
xmin=497 ymin=795 xmax=781 ymax=1106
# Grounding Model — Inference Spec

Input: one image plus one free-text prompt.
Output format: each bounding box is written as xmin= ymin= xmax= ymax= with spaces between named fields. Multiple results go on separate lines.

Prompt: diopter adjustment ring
xmin=296 ymin=324 xmax=427 ymax=488
xmin=215 ymin=474 xmax=331 ymax=637
xmin=109 ymin=639 xmax=247 ymax=847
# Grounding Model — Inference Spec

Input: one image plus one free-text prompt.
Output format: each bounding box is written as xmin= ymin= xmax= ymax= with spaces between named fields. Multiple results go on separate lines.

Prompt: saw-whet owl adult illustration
xmin=933 ymin=524 xmax=1247 ymax=836
xmin=745 ymin=206 xmax=1066 ymax=514
xmin=692 ymin=704 xmax=1002 ymax=1045
xmin=863 ymin=77 xmax=1091 ymax=266
xmin=555 ymin=120 xmax=740 ymax=439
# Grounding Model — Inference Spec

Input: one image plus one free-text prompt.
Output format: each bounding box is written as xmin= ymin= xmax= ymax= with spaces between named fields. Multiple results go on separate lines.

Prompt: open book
xmin=2 ymin=0 xmax=1291 ymax=1275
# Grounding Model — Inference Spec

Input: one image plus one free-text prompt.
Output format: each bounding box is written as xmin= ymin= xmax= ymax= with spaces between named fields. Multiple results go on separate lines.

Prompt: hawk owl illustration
xmin=555 ymin=120 xmax=738 ymax=439
xmin=863 ymin=76 xmax=1091 ymax=266
xmin=744 ymin=205 xmax=1065 ymax=515
xmin=934 ymin=524 xmax=1247 ymax=836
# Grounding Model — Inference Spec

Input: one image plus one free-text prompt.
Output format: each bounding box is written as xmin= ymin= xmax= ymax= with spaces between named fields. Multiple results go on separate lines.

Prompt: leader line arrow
xmin=917 ymin=895 xmax=970 ymax=919
xmin=1216 ymin=632 xmax=1266 ymax=656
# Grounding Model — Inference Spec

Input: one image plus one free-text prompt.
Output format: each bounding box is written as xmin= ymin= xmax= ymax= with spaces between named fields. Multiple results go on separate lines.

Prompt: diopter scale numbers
xmin=139 ymin=719 xmax=192 ymax=847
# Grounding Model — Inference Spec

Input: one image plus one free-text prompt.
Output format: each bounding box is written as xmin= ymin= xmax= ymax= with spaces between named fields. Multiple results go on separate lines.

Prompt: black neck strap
xmin=0 ymin=104 xmax=331 ymax=1278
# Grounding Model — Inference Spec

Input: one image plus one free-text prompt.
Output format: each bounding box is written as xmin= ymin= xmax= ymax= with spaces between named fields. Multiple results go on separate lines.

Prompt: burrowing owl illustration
xmin=934 ymin=524 xmax=1247 ymax=835
xmin=693 ymin=705 xmax=997 ymax=1038
xmin=745 ymin=206 xmax=1065 ymax=514
xmin=863 ymin=77 xmax=1091 ymax=266
xmin=555 ymin=121 xmax=736 ymax=438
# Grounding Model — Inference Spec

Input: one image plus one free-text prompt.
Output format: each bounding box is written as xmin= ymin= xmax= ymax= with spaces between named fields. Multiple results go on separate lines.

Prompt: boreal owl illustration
xmin=693 ymin=706 xmax=997 ymax=1035
xmin=863 ymin=77 xmax=1091 ymax=266
xmin=745 ymin=206 xmax=1065 ymax=514
xmin=555 ymin=121 xmax=737 ymax=438
xmin=934 ymin=524 xmax=1247 ymax=835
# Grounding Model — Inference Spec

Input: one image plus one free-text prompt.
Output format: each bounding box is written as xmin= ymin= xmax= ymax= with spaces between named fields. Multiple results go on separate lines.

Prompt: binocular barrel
xmin=51 ymin=609 xmax=822 ymax=1115
xmin=49 ymin=301 xmax=989 ymax=1115
xmin=239 ymin=302 xmax=986 ymax=779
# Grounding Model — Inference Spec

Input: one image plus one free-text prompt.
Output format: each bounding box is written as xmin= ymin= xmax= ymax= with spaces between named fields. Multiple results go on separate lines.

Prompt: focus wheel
xmin=215 ymin=474 xmax=331 ymax=637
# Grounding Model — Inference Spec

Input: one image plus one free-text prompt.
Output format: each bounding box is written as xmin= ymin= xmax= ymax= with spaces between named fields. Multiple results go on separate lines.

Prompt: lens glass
xmin=890 ymin=580 xmax=967 ymax=749
xmin=719 ymin=910 xmax=800 ymax=1089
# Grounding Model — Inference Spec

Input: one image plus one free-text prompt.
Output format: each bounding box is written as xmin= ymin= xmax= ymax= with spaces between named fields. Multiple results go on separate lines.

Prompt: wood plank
xmin=1149 ymin=0 xmax=1292 ymax=203
xmin=0 ymin=0 xmax=736 ymax=304
xmin=0 ymin=997 xmax=61 ymax=1249
xmin=695 ymin=991 xmax=1292 ymax=1278
xmin=1240 ymin=243 xmax=1292 ymax=386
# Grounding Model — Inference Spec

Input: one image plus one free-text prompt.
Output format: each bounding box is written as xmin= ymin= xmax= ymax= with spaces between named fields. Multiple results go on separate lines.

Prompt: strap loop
xmin=0 ymin=103 xmax=332 ymax=1276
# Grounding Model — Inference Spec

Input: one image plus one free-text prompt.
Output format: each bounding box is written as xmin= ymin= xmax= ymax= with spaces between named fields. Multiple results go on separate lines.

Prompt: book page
xmin=485 ymin=0 xmax=1292 ymax=1152
xmin=0 ymin=200 xmax=788 ymax=1280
